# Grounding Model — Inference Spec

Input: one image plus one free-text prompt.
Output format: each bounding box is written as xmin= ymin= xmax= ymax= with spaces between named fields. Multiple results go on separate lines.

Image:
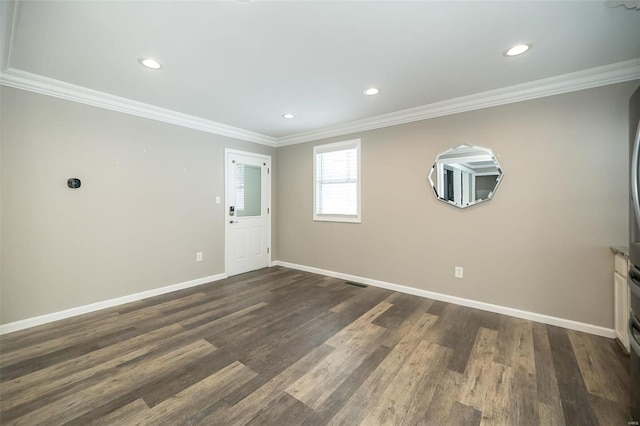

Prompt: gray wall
xmin=0 ymin=87 xmax=276 ymax=324
xmin=2 ymin=81 xmax=637 ymax=329
xmin=276 ymin=81 xmax=638 ymax=328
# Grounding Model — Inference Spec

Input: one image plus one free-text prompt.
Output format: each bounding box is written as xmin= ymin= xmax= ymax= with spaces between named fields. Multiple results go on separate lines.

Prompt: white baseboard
xmin=272 ymin=261 xmax=616 ymax=339
xmin=0 ymin=273 xmax=228 ymax=335
xmin=2 ymin=263 xmax=616 ymax=339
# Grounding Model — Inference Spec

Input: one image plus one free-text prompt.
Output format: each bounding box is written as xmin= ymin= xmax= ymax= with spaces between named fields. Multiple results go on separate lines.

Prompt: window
xmin=313 ymin=139 xmax=361 ymax=223
xmin=235 ymin=164 xmax=262 ymax=217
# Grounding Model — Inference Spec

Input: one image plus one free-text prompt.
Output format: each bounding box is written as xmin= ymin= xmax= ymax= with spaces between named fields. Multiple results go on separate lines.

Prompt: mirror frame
xmin=427 ymin=143 xmax=503 ymax=209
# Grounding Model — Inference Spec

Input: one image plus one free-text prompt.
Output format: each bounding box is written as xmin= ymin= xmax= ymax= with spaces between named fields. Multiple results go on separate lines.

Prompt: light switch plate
xmin=455 ymin=266 xmax=464 ymax=279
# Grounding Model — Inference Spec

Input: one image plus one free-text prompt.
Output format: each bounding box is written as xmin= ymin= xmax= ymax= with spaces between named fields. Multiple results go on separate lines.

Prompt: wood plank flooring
xmin=0 ymin=266 xmax=631 ymax=425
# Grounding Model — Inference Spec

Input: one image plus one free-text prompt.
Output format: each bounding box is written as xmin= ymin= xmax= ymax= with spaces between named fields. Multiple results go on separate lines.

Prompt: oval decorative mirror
xmin=428 ymin=144 xmax=503 ymax=208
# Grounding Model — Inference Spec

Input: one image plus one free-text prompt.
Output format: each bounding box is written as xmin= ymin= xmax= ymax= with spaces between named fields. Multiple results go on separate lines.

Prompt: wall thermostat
xmin=67 ymin=178 xmax=81 ymax=189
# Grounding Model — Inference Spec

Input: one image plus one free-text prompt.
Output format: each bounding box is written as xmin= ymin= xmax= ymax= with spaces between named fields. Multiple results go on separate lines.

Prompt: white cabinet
xmin=614 ymin=253 xmax=630 ymax=352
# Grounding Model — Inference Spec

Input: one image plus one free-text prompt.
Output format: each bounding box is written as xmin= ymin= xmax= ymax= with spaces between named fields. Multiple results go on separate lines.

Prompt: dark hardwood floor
xmin=0 ymin=266 xmax=630 ymax=425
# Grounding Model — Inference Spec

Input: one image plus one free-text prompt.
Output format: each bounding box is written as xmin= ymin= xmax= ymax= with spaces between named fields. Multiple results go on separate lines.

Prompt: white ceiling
xmin=2 ymin=1 xmax=640 ymax=144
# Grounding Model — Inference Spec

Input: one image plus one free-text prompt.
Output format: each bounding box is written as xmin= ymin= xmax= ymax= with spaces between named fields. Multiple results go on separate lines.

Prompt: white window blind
xmin=313 ymin=139 xmax=361 ymax=223
xmin=235 ymin=164 xmax=245 ymax=212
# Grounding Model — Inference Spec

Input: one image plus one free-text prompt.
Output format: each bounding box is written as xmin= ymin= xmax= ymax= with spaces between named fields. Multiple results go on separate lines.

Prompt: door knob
xmin=229 ymin=220 xmax=239 ymax=224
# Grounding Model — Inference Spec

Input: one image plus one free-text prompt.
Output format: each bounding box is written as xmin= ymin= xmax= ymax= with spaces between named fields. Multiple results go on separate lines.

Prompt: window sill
xmin=313 ymin=215 xmax=361 ymax=223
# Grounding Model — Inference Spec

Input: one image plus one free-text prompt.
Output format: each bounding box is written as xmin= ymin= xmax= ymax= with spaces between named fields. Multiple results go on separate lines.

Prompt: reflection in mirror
xmin=428 ymin=144 xmax=503 ymax=208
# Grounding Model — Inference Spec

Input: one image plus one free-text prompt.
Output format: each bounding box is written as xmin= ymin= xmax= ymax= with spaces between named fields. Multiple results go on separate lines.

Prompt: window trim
xmin=313 ymin=139 xmax=361 ymax=223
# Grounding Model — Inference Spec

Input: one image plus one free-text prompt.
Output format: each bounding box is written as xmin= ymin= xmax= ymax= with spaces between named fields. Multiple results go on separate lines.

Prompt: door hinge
xmin=267 ymin=168 xmax=270 ymax=174
xmin=267 ymin=207 xmax=270 ymax=214
xmin=267 ymin=247 xmax=270 ymax=254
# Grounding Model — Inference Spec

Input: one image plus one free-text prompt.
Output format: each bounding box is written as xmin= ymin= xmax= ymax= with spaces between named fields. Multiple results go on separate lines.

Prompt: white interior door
xmin=225 ymin=150 xmax=271 ymax=276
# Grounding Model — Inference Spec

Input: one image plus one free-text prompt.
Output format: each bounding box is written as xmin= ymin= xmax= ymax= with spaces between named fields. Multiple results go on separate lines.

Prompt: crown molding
xmin=2 ymin=59 xmax=638 ymax=148
xmin=0 ymin=67 xmax=277 ymax=147
xmin=276 ymin=58 xmax=640 ymax=147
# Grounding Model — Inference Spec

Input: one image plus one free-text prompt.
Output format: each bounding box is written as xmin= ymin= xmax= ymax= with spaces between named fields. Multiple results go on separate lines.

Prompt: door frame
xmin=224 ymin=148 xmax=272 ymax=276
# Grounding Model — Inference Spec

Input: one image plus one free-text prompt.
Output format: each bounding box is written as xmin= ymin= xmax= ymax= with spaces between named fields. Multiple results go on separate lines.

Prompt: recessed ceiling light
xmin=139 ymin=58 xmax=163 ymax=69
xmin=282 ymin=113 xmax=295 ymax=119
xmin=504 ymin=44 xmax=531 ymax=57
xmin=363 ymin=88 xmax=380 ymax=96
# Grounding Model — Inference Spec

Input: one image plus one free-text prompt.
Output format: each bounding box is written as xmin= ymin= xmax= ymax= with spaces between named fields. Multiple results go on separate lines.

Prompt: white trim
xmin=225 ymin=148 xmax=273 ymax=159
xmin=0 ymin=68 xmax=276 ymax=147
xmin=276 ymin=59 xmax=640 ymax=147
xmin=224 ymin=149 xmax=272 ymax=277
xmin=1 ymin=60 xmax=638 ymax=148
xmin=0 ymin=273 xmax=227 ymax=335
xmin=272 ymin=260 xmax=616 ymax=338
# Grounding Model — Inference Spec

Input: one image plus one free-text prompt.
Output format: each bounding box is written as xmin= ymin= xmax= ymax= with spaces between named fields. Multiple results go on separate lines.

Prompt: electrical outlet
xmin=455 ymin=266 xmax=464 ymax=279
xmin=196 ymin=252 xmax=203 ymax=262
xmin=215 ymin=196 xmax=221 ymax=204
